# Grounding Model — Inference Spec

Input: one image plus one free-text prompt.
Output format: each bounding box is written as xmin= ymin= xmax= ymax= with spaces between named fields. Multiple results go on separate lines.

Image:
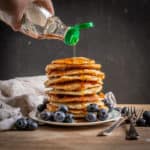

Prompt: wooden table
xmin=0 ymin=104 xmax=150 ymax=150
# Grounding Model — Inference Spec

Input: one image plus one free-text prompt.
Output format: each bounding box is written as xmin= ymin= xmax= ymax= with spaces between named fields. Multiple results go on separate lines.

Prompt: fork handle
xmin=97 ymin=117 xmax=127 ymax=136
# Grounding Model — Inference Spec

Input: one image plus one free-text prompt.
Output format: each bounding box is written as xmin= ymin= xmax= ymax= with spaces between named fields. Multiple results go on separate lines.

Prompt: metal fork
xmin=97 ymin=107 xmax=143 ymax=136
xmin=126 ymin=107 xmax=144 ymax=140
xmin=97 ymin=110 xmax=129 ymax=136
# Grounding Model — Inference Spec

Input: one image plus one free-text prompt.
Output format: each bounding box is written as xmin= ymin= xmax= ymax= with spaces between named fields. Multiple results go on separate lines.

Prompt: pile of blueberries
xmin=38 ymin=101 xmax=74 ymax=123
xmin=37 ymin=98 xmax=115 ymax=123
xmin=85 ymin=104 xmax=109 ymax=122
xmin=15 ymin=118 xmax=38 ymax=130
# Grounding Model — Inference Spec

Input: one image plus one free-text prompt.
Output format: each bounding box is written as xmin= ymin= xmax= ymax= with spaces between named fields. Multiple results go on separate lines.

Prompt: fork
xmin=97 ymin=110 xmax=129 ymax=136
xmin=126 ymin=107 xmax=144 ymax=140
xmin=97 ymin=107 xmax=143 ymax=136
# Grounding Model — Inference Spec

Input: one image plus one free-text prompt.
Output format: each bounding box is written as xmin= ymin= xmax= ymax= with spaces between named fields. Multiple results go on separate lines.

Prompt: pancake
xmin=51 ymin=57 xmax=95 ymax=65
xmin=45 ymin=63 xmax=101 ymax=72
xmin=48 ymin=94 xmax=102 ymax=103
xmin=49 ymin=99 xmax=104 ymax=110
xmin=47 ymin=69 xmax=105 ymax=79
xmin=45 ymin=75 xmax=103 ymax=86
xmin=46 ymin=104 xmax=108 ymax=118
xmin=46 ymin=86 xmax=102 ymax=95
xmin=49 ymin=82 xmax=102 ymax=91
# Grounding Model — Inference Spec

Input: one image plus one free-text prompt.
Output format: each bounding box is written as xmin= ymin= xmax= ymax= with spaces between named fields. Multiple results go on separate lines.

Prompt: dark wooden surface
xmin=0 ymin=104 xmax=150 ymax=150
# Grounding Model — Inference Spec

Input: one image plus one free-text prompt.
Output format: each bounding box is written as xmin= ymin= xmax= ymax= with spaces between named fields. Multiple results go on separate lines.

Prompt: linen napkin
xmin=0 ymin=75 xmax=47 ymax=131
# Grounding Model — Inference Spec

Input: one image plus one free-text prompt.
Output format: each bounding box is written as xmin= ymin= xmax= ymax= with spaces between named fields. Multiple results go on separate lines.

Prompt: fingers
xmin=0 ymin=0 xmax=32 ymax=30
xmin=34 ymin=0 xmax=55 ymax=15
xmin=0 ymin=0 xmax=55 ymax=30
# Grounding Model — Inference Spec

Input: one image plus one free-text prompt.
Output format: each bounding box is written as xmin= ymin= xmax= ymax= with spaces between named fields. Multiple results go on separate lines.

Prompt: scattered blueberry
xmin=64 ymin=114 xmax=74 ymax=123
xmin=136 ymin=118 xmax=146 ymax=127
xmin=27 ymin=118 xmax=38 ymax=130
xmin=40 ymin=111 xmax=51 ymax=121
xmin=54 ymin=111 xmax=66 ymax=122
xmin=97 ymin=109 xmax=108 ymax=121
xmin=85 ymin=112 xmax=97 ymax=122
xmin=15 ymin=118 xmax=28 ymax=130
xmin=58 ymin=105 xmax=69 ymax=113
xmin=143 ymin=111 xmax=150 ymax=121
xmin=37 ymin=104 xmax=46 ymax=112
xmin=87 ymin=104 xmax=99 ymax=112
xmin=146 ymin=120 xmax=150 ymax=127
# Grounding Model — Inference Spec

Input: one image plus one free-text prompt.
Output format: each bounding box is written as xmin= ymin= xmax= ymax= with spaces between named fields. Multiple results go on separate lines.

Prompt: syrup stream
xmin=73 ymin=46 xmax=76 ymax=57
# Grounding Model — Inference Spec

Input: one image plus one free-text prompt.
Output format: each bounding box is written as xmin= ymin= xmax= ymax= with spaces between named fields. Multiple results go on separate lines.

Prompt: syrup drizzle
xmin=73 ymin=46 xmax=76 ymax=57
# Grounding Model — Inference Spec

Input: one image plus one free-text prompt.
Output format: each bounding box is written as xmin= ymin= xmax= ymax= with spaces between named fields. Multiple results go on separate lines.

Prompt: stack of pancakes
xmin=45 ymin=57 xmax=107 ymax=118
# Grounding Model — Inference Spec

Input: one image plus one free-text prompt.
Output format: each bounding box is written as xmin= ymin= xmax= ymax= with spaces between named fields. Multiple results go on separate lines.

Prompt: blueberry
xmin=40 ymin=111 xmax=51 ymax=121
xmin=26 ymin=118 xmax=38 ymax=130
xmin=143 ymin=111 xmax=150 ymax=122
xmin=87 ymin=104 xmax=99 ymax=112
xmin=85 ymin=112 xmax=97 ymax=122
xmin=146 ymin=120 xmax=150 ymax=127
xmin=48 ymin=112 xmax=55 ymax=121
xmin=121 ymin=107 xmax=128 ymax=115
xmin=64 ymin=114 xmax=74 ymax=123
xmin=97 ymin=109 xmax=108 ymax=121
xmin=15 ymin=118 xmax=28 ymax=130
xmin=54 ymin=111 xmax=66 ymax=122
xmin=37 ymin=104 xmax=46 ymax=112
xmin=136 ymin=118 xmax=146 ymax=127
xmin=58 ymin=105 xmax=69 ymax=113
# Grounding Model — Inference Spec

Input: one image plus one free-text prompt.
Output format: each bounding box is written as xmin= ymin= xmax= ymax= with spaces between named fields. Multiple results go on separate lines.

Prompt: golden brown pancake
xmin=46 ymin=86 xmax=102 ymax=95
xmin=47 ymin=69 xmax=105 ymax=79
xmin=45 ymin=63 xmax=101 ymax=72
xmin=45 ymin=75 xmax=103 ymax=86
xmin=48 ymin=94 xmax=102 ymax=103
xmin=51 ymin=57 xmax=95 ymax=65
xmin=48 ymin=82 xmax=102 ymax=91
xmin=49 ymin=99 xmax=104 ymax=110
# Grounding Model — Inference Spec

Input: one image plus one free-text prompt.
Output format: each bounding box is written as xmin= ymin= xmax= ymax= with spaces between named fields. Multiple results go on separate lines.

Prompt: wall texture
xmin=0 ymin=0 xmax=150 ymax=104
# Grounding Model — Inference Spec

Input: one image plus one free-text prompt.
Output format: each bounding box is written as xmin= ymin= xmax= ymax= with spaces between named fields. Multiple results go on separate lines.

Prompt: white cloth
xmin=0 ymin=75 xmax=47 ymax=131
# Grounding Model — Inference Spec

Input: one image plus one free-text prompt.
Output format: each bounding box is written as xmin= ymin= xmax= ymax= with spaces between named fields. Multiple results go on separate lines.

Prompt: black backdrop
xmin=0 ymin=0 xmax=150 ymax=104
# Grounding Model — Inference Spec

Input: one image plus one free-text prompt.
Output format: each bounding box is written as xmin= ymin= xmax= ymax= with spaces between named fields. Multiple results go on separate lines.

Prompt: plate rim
xmin=29 ymin=110 xmax=121 ymax=127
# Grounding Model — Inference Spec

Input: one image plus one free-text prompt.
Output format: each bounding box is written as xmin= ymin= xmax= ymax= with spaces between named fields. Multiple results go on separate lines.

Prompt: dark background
xmin=0 ymin=0 xmax=150 ymax=104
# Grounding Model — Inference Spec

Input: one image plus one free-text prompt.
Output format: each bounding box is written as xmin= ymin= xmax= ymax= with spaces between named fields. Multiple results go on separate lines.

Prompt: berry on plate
xmin=85 ymin=112 xmax=97 ymax=122
xmin=54 ymin=111 xmax=66 ymax=122
xmin=87 ymin=104 xmax=99 ymax=112
xmin=97 ymin=108 xmax=108 ymax=121
xmin=58 ymin=105 xmax=69 ymax=113
xmin=37 ymin=104 xmax=46 ymax=112
xmin=64 ymin=114 xmax=74 ymax=123
xmin=40 ymin=111 xmax=51 ymax=121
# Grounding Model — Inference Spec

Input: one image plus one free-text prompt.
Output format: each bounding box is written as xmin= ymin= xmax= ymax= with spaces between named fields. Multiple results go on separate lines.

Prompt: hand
xmin=0 ymin=0 xmax=54 ymax=31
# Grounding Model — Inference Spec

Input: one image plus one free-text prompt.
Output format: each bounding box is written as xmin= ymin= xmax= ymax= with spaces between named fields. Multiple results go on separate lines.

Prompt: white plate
xmin=29 ymin=109 xmax=121 ymax=127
